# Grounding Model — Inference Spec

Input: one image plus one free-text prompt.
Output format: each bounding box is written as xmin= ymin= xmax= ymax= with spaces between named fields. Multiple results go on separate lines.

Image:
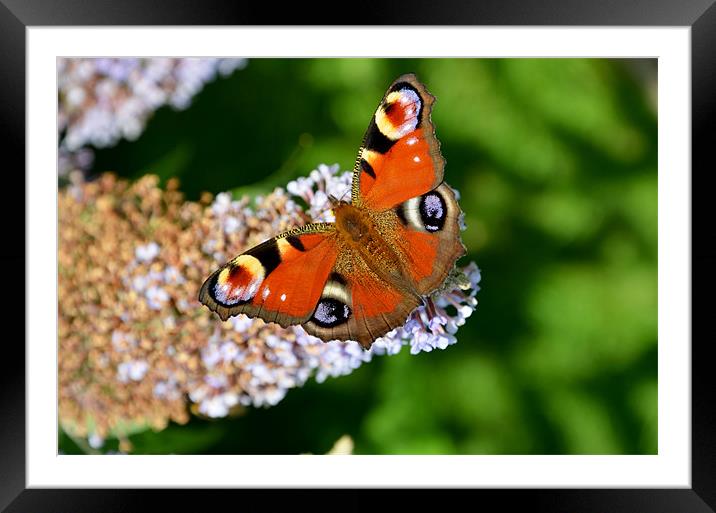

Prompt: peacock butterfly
xmin=199 ymin=73 xmax=466 ymax=349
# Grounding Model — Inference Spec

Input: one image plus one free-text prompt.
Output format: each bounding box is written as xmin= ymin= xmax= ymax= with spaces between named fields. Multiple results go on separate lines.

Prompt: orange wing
xmin=352 ymin=73 xmax=445 ymax=211
xmin=199 ymin=224 xmax=339 ymax=327
xmin=392 ymin=183 xmax=466 ymax=295
xmin=300 ymin=267 xmax=422 ymax=349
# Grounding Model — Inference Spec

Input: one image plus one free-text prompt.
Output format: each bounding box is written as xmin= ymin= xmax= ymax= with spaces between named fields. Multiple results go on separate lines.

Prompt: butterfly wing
xmin=352 ymin=73 xmax=445 ymax=211
xmin=199 ymin=223 xmax=339 ymax=327
xmin=354 ymin=74 xmax=466 ymax=296
xmin=299 ymin=263 xmax=422 ymax=349
xmin=392 ymin=182 xmax=466 ymax=296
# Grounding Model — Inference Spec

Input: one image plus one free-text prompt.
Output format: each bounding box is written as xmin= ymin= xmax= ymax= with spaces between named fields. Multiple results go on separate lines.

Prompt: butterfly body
xmin=333 ymin=201 xmax=417 ymax=295
xmin=199 ymin=74 xmax=466 ymax=349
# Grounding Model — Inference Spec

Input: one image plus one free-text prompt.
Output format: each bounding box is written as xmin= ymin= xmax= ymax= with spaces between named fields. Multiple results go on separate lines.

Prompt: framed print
xmin=3 ymin=0 xmax=715 ymax=510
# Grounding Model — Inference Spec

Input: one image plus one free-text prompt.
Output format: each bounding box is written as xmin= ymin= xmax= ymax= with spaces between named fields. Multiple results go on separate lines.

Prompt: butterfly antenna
xmin=313 ymin=195 xmax=339 ymax=221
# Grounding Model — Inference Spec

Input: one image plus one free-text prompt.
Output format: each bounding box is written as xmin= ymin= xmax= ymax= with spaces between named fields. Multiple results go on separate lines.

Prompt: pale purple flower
xmin=145 ymin=285 xmax=170 ymax=310
xmin=117 ymin=360 xmax=149 ymax=383
xmin=58 ymin=57 xmax=248 ymax=176
xmin=198 ymin=392 xmax=240 ymax=418
xmin=135 ymin=242 xmax=160 ymax=262
xmin=230 ymin=314 xmax=254 ymax=333
xmin=88 ymin=433 xmax=105 ymax=449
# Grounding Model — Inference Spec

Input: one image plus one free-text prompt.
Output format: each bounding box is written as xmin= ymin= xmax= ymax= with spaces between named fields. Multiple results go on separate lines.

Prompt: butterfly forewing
xmin=199 ymin=224 xmax=338 ymax=326
xmin=352 ymin=73 xmax=445 ymax=211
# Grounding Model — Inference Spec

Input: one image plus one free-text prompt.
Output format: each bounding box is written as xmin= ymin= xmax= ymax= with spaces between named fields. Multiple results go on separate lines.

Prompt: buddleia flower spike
xmin=58 ymin=164 xmax=480 ymax=451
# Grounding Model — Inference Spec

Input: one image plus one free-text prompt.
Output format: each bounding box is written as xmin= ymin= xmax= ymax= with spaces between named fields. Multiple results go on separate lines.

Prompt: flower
xmin=58 ymin=57 xmax=248 ymax=176
xmin=58 ymin=164 xmax=480 ymax=450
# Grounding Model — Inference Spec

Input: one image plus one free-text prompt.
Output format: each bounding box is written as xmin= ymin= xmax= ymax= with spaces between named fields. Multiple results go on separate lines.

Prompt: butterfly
xmin=199 ymin=73 xmax=466 ymax=349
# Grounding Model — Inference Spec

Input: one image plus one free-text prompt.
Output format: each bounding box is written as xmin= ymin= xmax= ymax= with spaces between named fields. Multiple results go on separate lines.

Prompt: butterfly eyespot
xmin=211 ymin=255 xmax=265 ymax=306
xmin=397 ymin=188 xmax=449 ymax=233
xmin=420 ymin=191 xmax=447 ymax=233
xmin=375 ymin=87 xmax=422 ymax=142
xmin=311 ymin=298 xmax=352 ymax=328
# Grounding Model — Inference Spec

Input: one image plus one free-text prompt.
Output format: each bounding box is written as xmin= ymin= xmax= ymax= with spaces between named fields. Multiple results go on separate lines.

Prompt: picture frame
xmin=3 ymin=0 xmax=714 ymax=510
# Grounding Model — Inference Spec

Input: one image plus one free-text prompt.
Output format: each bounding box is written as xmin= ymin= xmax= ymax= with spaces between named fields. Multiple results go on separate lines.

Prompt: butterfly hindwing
xmin=393 ymin=183 xmax=466 ymax=295
xmin=301 ymin=268 xmax=422 ymax=349
xmin=352 ymin=73 xmax=445 ymax=211
xmin=198 ymin=223 xmax=339 ymax=327
xmin=303 ymin=183 xmax=465 ymax=349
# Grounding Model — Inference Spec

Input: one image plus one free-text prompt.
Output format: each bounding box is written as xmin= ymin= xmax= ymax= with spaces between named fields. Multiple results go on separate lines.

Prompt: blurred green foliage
xmin=67 ymin=58 xmax=657 ymax=455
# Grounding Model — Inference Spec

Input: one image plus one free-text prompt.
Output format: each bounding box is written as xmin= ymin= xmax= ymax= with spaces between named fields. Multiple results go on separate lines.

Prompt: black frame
xmin=3 ymin=1 xmax=714 ymax=511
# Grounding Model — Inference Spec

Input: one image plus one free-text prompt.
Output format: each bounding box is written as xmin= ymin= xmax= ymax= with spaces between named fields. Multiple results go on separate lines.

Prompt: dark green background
xmin=60 ymin=58 xmax=658 ymax=455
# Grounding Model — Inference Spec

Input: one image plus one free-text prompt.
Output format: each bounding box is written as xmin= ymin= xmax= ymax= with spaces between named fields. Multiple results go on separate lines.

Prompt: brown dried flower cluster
xmin=59 ymin=171 xmax=310 ymax=446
